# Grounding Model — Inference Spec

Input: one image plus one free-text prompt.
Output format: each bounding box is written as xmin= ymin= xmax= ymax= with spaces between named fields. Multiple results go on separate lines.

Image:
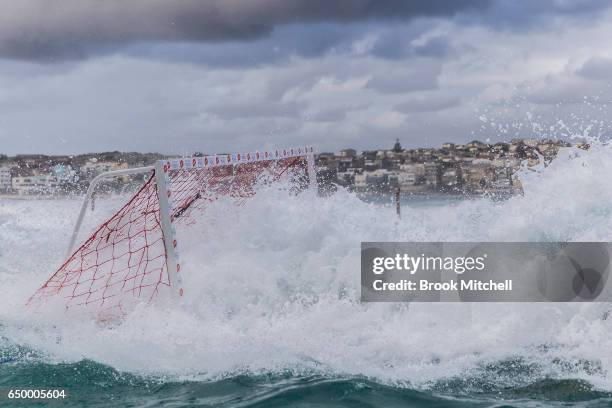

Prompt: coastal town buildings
xmin=316 ymin=138 xmax=571 ymax=196
xmin=0 ymin=138 xmax=572 ymax=196
xmin=0 ymin=152 xmax=164 ymax=195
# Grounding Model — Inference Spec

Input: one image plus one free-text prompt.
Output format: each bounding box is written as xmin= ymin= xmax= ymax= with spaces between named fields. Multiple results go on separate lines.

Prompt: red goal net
xmin=29 ymin=147 xmax=315 ymax=317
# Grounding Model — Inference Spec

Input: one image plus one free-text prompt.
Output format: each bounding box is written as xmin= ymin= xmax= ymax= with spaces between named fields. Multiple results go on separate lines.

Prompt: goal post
xmin=307 ymin=150 xmax=317 ymax=190
xmin=29 ymin=146 xmax=316 ymax=316
xmin=154 ymin=160 xmax=182 ymax=298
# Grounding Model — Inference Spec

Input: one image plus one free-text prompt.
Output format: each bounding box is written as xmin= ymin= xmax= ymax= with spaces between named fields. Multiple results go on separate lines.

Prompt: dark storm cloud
xmin=3 ymin=0 xmax=612 ymax=63
xmin=459 ymin=0 xmax=612 ymax=30
xmin=125 ymin=23 xmax=364 ymax=68
xmin=0 ymin=0 xmax=489 ymax=61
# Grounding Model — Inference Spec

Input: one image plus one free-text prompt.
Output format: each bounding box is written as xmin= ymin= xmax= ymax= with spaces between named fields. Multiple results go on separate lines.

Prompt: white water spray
xmin=1 ymin=142 xmax=612 ymax=390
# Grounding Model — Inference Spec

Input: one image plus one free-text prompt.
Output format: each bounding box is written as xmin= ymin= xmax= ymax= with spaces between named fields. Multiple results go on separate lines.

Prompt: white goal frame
xmin=68 ymin=146 xmax=317 ymax=298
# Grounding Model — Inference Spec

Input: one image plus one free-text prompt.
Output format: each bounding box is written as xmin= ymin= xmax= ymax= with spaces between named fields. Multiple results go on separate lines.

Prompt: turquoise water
xmin=2 ymin=357 xmax=612 ymax=407
xmin=3 ymin=144 xmax=612 ymax=407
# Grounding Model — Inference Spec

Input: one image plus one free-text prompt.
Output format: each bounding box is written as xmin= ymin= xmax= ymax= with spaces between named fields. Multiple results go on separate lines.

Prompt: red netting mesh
xmin=29 ymin=155 xmax=309 ymax=316
xmin=168 ymin=157 xmax=308 ymax=223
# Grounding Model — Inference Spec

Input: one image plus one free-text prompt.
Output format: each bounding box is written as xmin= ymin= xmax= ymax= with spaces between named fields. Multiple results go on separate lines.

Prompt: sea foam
xmin=1 ymin=142 xmax=612 ymax=390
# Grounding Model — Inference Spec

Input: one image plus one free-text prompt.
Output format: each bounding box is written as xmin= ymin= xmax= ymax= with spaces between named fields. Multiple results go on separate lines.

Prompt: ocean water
xmin=2 ymin=144 xmax=612 ymax=407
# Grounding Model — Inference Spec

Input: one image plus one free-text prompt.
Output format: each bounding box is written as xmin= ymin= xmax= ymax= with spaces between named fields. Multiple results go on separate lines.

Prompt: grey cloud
xmin=366 ymin=61 xmax=441 ymax=94
xmin=395 ymin=94 xmax=460 ymax=113
xmin=523 ymin=75 xmax=612 ymax=106
xmin=0 ymin=0 xmax=488 ymax=61
xmin=309 ymin=107 xmax=347 ymax=122
xmin=207 ymin=101 xmax=305 ymax=120
xmin=5 ymin=2 xmax=612 ymax=155
xmin=371 ymin=28 xmax=456 ymax=60
xmin=411 ymin=36 xmax=454 ymax=58
xmin=577 ymin=57 xmax=612 ymax=80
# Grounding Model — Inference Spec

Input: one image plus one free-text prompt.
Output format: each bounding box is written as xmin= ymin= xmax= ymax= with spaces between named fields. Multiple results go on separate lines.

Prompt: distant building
xmin=354 ymin=173 xmax=367 ymax=189
xmin=462 ymin=159 xmax=494 ymax=192
xmin=336 ymin=172 xmax=353 ymax=186
xmin=399 ymin=163 xmax=425 ymax=184
xmin=339 ymin=149 xmax=356 ymax=158
xmin=424 ymin=162 xmax=440 ymax=187
xmin=0 ymin=167 xmax=11 ymax=192
xmin=353 ymin=169 xmax=393 ymax=192
xmin=492 ymin=142 xmax=509 ymax=154
xmin=336 ymin=168 xmax=361 ymax=187
xmin=314 ymin=163 xmax=338 ymax=195
xmin=523 ymin=139 xmax=538 ymax=147
xmin=492 ymin=166 xmax=513 ymax=189
xmin=368 ymin=169 xmax=390 ymax=184
xmin=397 ymin=171 xmax=416 ymax=186
xmin=362 ymin=151 xmax=381 ymax=171
xmin=51 ymin=164 xmax=78 ymax=184
xmin=440 ymin=168 xmax=460 ymax=189
xmin=80 ymin=159 xmax=128 ymax=179
xmin=336 ymin=154 xmax=356 ymax=172
xmin=317 ymin=152 xmax=334 ymax=158
xmin=392 ymin=138 xmax=402 ymax=153
xmin=12 ymin=174 xmax=59 ymax=195
xmin=465 ymin=140 xmax=488 ymax=155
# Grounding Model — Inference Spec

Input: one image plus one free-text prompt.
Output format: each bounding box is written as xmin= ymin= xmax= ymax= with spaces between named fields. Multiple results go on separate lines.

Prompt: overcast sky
xmin=2 ymin=0 xmax=612 ymax=155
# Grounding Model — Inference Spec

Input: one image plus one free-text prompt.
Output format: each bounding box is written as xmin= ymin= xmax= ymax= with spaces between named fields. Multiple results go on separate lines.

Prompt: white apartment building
xmin=0 ymin=167 xmax=11 ymax=191
xmin=400 ymin=163 xmax=425 ymax=177
xmin=397 ymin=171 xmax=416 ymax=186
xmin=12 ymin=174 xmax=59 ymax=195
xmin=354 ymin=173 xmax=367 ymax=189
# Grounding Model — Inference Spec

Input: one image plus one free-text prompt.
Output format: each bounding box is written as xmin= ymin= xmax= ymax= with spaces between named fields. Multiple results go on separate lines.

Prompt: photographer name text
xmin=371 ymin=253 xmax=512 ymax=292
